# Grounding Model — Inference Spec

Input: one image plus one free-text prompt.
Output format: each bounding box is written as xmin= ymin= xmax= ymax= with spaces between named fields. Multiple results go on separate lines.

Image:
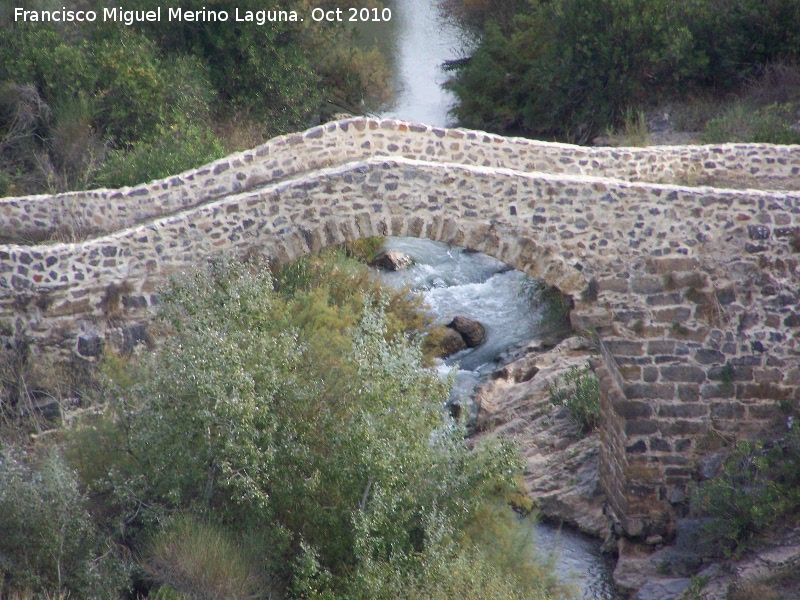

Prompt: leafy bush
xmin=0 ymin=444 xmax=123 ymax=598
xmin=96 ymin=117 xmax=225 ymax=188
xmin=83 ymin=254 xmax=531 ymax=597
xmin=702 ymin=101 xmax=800 ymax=144
xmin=694 ymin=423 xmax=800 ymax=556
xmin=0 ymin=24 xmax=224 ymax=193
xmin=548 ymin=364 xmax=601 ymax=434
xmin=446 ymin=0 xmax=800 ymax=141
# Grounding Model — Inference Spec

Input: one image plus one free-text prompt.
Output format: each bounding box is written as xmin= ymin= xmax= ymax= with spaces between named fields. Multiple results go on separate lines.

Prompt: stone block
xmin=700 ymin=383 xmax=735 ymax=399
xmin=625 ymin=420 xmax=659 ymax=435
xmin=648 ymin=257 xmax=700 ymax=274
xmin=710 ymin=402 xmax=746 ymax=419
xmin=658 ymin=403 xmax=709 ymax=418
xmin=749 ymin=404 xmax=782 ymax=419
xmin=597 ymin=277 xmax=629 ymax=293
xmin=649 ymin=437 xmax=672 ymax=452
xmin=695 ymin=348 xmax=725 ymax=365
xmin=659 ymin=365 xmax=706 ymax=383
xmin=626 ymin=440 xmax=647 ymax=453
xmin=605 ymin=339 xmax=645 ymax=356
xmin=624 ymin=383 xmax=676 ymax=400
xmin=653 ymin=306 xmax=693 ymax=322
xmin=659 ymin=420 xmax=708 ymax=436
xmin=631 ymin=276 xmax=665 ymax=294
xmin=613 ymin=400 xmax=654 ymax=419
xmin=77 ymin=333 xmax=104 ymax=357
xmin=677 ymin=384 xmax=700 ymax=402
xmin=646 ymin=292 xmax=683 ymax=306
xmin=647 ymin=340 xmax=676 ymax=354
xmin=738 ymin=382 xmax=792 ymax=401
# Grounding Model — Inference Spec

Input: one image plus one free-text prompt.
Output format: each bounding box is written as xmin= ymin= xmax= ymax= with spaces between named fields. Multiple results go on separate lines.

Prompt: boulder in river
xmin=447 ymin=316 xmax=485 ymax=348
xmin=370 ymin=250 xmax=412 ymax=271
xmin=436 ymin=327 xmax=468 ymax=357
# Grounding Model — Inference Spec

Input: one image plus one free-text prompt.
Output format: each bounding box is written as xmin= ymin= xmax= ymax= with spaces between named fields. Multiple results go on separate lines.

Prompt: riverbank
xmin=471 ymin=335 xmax=609 ymax=538
xmin=469 ymin=334 xmax=800 ymax=600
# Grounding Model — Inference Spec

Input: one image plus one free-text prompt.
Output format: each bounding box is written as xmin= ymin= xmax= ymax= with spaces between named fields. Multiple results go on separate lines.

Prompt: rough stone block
xmin=660 ymin=365 xmax=706 ymax=383
xmin=605 ymin=339 xmax=645 ymax=356
xmin=598 ymin=277 xmax=629 ymax=293
xmin=613 ymin=400 xmax=654 ymax=419
xmin=647 ymin=340 xmax=676 ymax=354
xmin=695 ymin=348 xmax=725 ymax=365
xmin=659 ymin=420 xmax=708 ymax=436
xmin=658 ymin=403 xmax=709 ymax=418
xmin=631 ymin=276 xmax=665 ymax=294
xmin=648 ymin=257 xmax=700 ymax=274
xmin=624 ymin=383 xmax=676 ymax=400
xmin=625 ymin=420 xmax=659 ymax=435
xmin=653 ymin=306 xmax=693 ymax=322
xmin=710 ymin=402 xmax=746 ymax=419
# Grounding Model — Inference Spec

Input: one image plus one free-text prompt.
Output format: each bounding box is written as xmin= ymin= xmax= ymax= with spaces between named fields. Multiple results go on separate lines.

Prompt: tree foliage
xmin=62 ymin=253 xmax=566 ymax=598
xmin=0 ymin=0 xmax=391 ymax=195
xmin=446 ymin=0 xmax=800 ymax=141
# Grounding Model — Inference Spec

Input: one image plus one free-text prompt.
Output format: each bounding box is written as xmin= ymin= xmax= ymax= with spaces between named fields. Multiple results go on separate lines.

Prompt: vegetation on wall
xmin=693 ymin=422 xmax=800 ymax=557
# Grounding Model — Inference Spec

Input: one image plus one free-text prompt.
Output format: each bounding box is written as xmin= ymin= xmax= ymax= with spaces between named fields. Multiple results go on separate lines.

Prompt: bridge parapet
xmin=3 ymin=118 xmax=800 ymax=242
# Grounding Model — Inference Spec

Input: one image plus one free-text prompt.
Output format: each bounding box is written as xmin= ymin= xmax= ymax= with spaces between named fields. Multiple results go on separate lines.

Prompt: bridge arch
xmin=2 ymin=119 xmax=799 ymax=541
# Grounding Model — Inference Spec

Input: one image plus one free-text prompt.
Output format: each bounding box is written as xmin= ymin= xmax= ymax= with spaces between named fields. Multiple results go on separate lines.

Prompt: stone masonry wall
xmin=2 ymin=118 xmax=799 ymax=539
xmin=3 ymin=118 xmax=800 ymax=241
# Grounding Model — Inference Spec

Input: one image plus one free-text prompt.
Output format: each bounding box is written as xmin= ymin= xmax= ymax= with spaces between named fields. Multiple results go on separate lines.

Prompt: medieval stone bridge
xmin=2 ymin=118 xmax=800 ymax=540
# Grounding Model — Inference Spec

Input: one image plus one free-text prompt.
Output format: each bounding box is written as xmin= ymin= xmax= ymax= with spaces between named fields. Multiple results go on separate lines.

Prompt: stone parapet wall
xmin=2 ymin=120 xmax=799 ymax=539
xmin=2 ymin=118 xmax=800 ymax=242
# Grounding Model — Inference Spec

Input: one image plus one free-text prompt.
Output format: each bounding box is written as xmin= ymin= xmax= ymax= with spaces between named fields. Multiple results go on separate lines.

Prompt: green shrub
xmin=548 ymin=364 xmax=601 ymax=434
xmin=702 ymin=101 xmax=800 ymax=144
xmin=86 ymin=254 xmax=527 ymax=597
xmin=96 ymin=117 xmax=225 ymax=188
xmin=0 ymin=444 xmax=124 ymax=598
xmin=447 ymin=0 xmax=800 ymax=141
xmin=694 ymin=423 xmax=800 ymax=556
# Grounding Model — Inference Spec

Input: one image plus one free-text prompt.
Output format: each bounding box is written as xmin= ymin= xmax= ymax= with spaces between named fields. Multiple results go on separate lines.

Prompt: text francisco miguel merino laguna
xmin=14 ymin=6 xmax=302 ymax=25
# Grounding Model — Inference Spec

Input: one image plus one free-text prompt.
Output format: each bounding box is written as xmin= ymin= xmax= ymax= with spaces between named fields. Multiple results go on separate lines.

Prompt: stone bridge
xmin=2 ymin=118 xmax=800 ymax=540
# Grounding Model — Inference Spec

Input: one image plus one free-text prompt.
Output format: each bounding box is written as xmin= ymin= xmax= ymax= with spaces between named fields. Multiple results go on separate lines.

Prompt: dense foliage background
xmin=445 ymin=0 xmax=800 ymax=142
xmin=0 ymin=0 xmax=391 ymax=195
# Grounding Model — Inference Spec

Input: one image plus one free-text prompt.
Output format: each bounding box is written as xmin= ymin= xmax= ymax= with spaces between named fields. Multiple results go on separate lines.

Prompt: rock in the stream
xmin=447 ymin=315 xmax=485 ymax=348
xmin=370 ymin=250 xmax=412 ymax=271
xmin=437 ymin=327 xmax=468 ymax=357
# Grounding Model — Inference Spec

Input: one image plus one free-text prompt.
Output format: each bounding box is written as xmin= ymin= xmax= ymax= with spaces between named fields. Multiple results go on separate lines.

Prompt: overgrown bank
xmin=0 ymin=249 xmax=572 ymax=600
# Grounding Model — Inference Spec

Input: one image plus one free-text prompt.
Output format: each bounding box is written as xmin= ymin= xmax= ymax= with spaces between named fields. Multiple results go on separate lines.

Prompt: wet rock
xmin=635 ymin=578 xmax=691 ymax=600
xmin=447 ymin=315 xmax=485 ymax=348
xmin=370 ymin=250 xmax=412 ymax=271
xmin=437 ymin=328 xmax=468 ymax=357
